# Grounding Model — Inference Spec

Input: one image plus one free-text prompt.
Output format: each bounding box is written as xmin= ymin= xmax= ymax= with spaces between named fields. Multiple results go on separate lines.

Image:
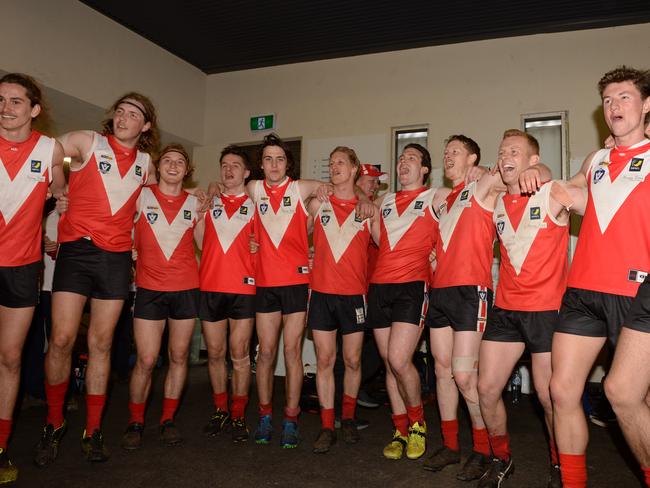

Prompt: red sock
xmin=405 ymin=404 xmax=425 ymax=426
xmin=160 ymin=397 xmax=179 ymax=424
xmin=0 ymin=419 xmax=12 ymax=449
xmin=85 ymin=394 xmax=106 ymax=434
xmin=342 ymin=394 xmax=356 ymax=420
xmin=284 ymin=405 xmax=300 ymax=422
xmin=320 ymin=407 xmax=335 ymax=430
xmin=559 ymin=453 xmax=587 ymax=488
xmin=642 ymin=466 xmax=650 ymax=487
xmin=45 ymin=380 xmax=69 ymax=429
xmin=489 ymin=433 xmax=511 ymax=461
xmin=441 ymin=419 xmax=459 ymax=451
xmin=392 ymin=413 xmax=409 ymax=437
xmin=550 ymin=442 xmax=559 ymax=465
xmin=258 ymin=402 xmax=272 ymax=417
xmin=128 ymin=401 xmax=146 ymax=424
xmin=213 ymin=391 xmax=229 ymax=412
xmin=472 ymin=427 xmax=491 ymax=456
xmin=230 ymin=395 xmax=248 ymax=420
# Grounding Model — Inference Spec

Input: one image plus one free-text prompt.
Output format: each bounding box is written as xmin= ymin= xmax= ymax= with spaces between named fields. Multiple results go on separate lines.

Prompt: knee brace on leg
xmin=231 ymin=354 xmax=250 ymax=372
xmin=451 ymin=356 xmax=479 ymax=375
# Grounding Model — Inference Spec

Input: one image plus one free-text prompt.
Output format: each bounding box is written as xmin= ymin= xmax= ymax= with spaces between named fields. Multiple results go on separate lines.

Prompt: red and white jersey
xmin=311 ymin=196 xmax=371 ymax=295
xmin=371 ymin=187 xmax=438 ymax=284
xmin=433 ymin=181 xmax=495 ymax=289
xmin=0 ymin=131 xmax=54 ymax=266
xmin=252 ymin=178 xmax=309 ymax=287
xmin=134 ymin=185 xmax=199 ymax=291
xmin=58 ymin=133 xmax=150 ymax=252
xmin=569 ymin=140 xmax=650 ymax=296
xmin=494 ymin=182 xmax=569 ymax=311
xmin=200 ymin=193 xmax=256 ymax=295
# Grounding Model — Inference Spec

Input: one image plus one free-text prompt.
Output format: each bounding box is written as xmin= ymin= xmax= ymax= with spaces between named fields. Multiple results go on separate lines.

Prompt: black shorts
xmin=255 ymin=284 xmax=309 ymax=314
xmin=0 ymin=261 xmax=41 ymax=308
xmin=200 ymin=291 xmax=256 ymax=322
xmin=427 ymin=286 xmax=493 ymax=332
xmin=133 ymin=287 xmax=199 ymax=320
xmin=556 ymin=287 xmax=632 ymax=345
xmin=483 ymin=307 xmax=557 ymax=353
xmin=366 ymin=281 xmax=428 ymax=329
xmin=622 ymin=277 xmax=650 ymax=334
xmin=53 ymin=239 xmax=131 ymax=300
xmin=307 ymin=290 xmax=366 ymax=335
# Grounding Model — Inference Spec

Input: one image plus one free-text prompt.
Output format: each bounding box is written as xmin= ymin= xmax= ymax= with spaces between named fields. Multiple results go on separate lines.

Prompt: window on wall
xmin=392 ymin=126 xmax=428 ymax=191
xmin=521 ymin=112 xmax=569 ymax=180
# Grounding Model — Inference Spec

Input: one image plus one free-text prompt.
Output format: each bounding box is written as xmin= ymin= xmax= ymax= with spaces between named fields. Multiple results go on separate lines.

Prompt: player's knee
xmin=343 ymin=354 xmax=361 ymax=373
xmin=549 ymin=374 xmax=577 ymax=410
xmin=283 ymin=343 xmax=301 ymax=362
xmin=168 ymin=347 xmax=188 ymax=366
xmin=136 ymin=354 xmax=157 ymax=373
xmin=230 ymin=341 xmax=249 ymax=362
xmin=454 ymin=371 xmax=476 ymax=395
xmin=387 ymin=351 xmax=409 ymax=376
xmin=49 ymin=332 xmax=76 ymax=355
xmin=257 ymin=345 xmax=277 ymax=364
xmin=533 ymin=379 xmax=552 ymax=409
xmin=316 ymin=351 xmax=335 ymax=371
xmin=230 ymin=354 xmax=250 ymax=372
xmin=434 ymin=360 xmax=452 ymax=380
xmin=87 ymin=334 xmax=113 ymax=356
xmin=207 ymin=344 xmax=227 ymax=363
xmin=0 ymin=349 xmax=21 ymax=372
xmin=477 ymin=376 xmax=500 ymax=404
xmin=603 ymin=375 xmax=632 ymax=411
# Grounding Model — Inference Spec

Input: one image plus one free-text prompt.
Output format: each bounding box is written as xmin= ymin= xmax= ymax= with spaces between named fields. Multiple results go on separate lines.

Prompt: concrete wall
xmin=198 ymin=23 xmax=650 ymax=186
xmin=3 ymin=0 xmax=206 ymax=144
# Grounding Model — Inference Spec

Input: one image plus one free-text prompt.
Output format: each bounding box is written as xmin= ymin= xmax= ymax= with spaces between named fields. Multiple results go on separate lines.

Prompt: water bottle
xmin=511 ymin=369 xmax=522 ymax=405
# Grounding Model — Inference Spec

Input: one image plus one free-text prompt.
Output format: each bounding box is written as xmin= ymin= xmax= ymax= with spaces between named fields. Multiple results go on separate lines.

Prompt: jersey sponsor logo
xmin=382 ymin=208 xmax=392 ymax=218
xmin=414 ymin=200 xmax=424 ymax=210
xmin=212 ymin=208 xmax=222 ymax=219
xmin=320 ymin=215 xmax=330 ymax=225
xmin=593 ymin=167 xmax=605 ymax=184
xmin=283 ymin=196 xmax=292 ymax=207
xmin=259 ymin=202 xmax=269 ymax=215
xmin=184 ymin=210 xmax=192 ymax=220
xmin=297 ymin=266 xmax=310 ymax=274
xmin=460 ymin=189 xmax=470 ymax=201
xmin=146 ymin=212 xmax=158 ymax=224
xmin=354 ymin=214 xmax=364 ymax=223
xmin=99 ymin=161 xmax=111 ymax=174
xmin=496 ymin=220 xmax=505 ymax=235
xmin=30 ymin=160 xmax=42 ymax=173
xmin=629 ymin=157 xmax=644 ymax=172
xmin=135 ymin=165 xmax=143 ymax=177
xmin=243 ymin=276 xmax=256 ymax=285
xmin=239 ymin=205 xmax=248 ymax=215
xmin=529 ymin=207 xmax=541 ymax=220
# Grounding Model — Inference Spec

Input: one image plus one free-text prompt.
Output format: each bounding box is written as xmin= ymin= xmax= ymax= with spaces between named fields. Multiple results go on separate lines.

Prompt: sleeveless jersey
xmin=569 ymin=140 xmax=650 ymax=296
xmin=371 ymin=187 xmax=437 ymax=284
xmin=433 ymin=181 xmax=495 ymax=289
xmin=494 ymin=182 xmax=569 ymax=311
xmin=253 ymin=178 xmax=309 ymax=287
xmin=58 ymin=133 xmax=150 ymax=252
xmin=134 ymin=185 xmax=199 ymax=291
xmin=0 ymin=131 xmax=54 ymax=266
xmin=311 ymin=196 xmax=371 ymax=295
xmin=200 ymin=193 xmax=256 ymax=295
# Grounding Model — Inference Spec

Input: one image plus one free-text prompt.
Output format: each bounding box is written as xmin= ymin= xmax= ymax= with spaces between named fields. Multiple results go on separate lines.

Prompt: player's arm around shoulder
xmin=49 ymin=140 xmax=66 ymax=199
xmin=547 ymin=151 xmax=595 ymax=218
xmin=474 ymin=170 xmax=504 ymax=210
xmin=431 ymin=186 xmax=451 ymax=217
xmin=306 ymin=197 xmax=321 ymax=234
xmin=57 ymin=130 xmax=95 ymax=169
xmin=298 ymin=178 xmax=330 ymax=203
xmin=369 ymin=193 xmax=386 ymax=245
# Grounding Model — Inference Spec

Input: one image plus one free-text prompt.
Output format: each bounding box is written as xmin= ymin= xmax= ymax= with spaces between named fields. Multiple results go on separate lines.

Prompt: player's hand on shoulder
xmin=465 ymin=165 xmax=488 ymax=184
xmin=315 ymin=183 xmax=334 ymax=202
xmin=518 ymin=166 xmax=543 ymax=194
xmin=355 ymin=200 xmax=375 ymax=220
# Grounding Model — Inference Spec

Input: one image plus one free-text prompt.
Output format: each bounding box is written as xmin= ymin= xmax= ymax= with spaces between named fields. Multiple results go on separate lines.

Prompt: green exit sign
xmin=250 ymin=114 xmax=275 ymax=131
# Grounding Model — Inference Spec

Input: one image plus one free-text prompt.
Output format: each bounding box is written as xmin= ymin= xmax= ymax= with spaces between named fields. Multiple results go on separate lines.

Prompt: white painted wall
xmin=197 ymin=23 xmax=650 ymax=186
xmin=3 ymin=0 xmax=206 ymax=144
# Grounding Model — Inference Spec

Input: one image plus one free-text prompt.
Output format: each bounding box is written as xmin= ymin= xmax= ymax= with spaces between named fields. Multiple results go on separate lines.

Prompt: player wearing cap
xmin=120 ymin=144 xmax=200 ymax=450
xmin=0 ymin=73 xmax=65 ymax=484
xmin=196 ymin=145 xmax=256 ymax=443
xmin=476 ymin=130 xmax=570 ymax=488
xmin=34 ymin=93 xmax=158 ymax=466
xmin=308 ymin=147 xmax=371 ymax=453
xmin=368 ymin=143 xmax=448 ymax=461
